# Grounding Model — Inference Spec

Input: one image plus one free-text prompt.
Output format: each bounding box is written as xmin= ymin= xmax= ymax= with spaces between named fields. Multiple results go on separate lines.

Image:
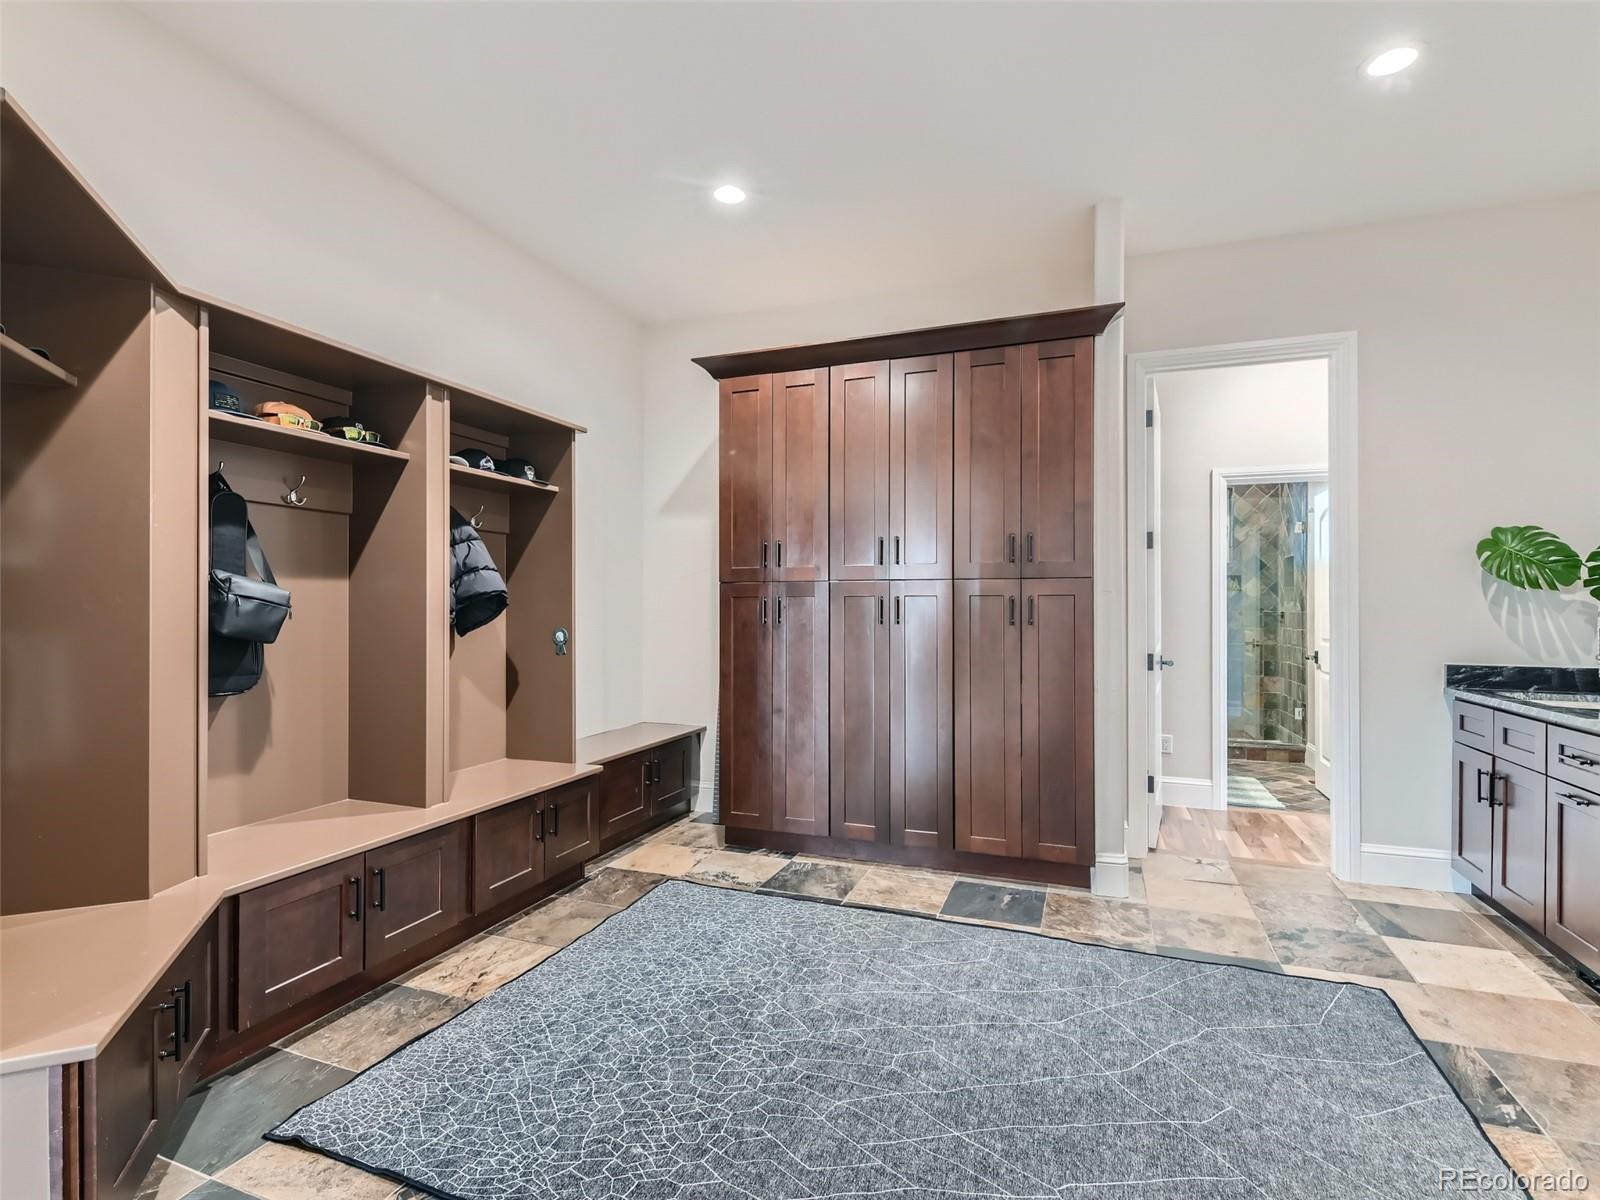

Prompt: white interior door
xmin=1307 ymin=481 xmax=1333 ymax=798
xmin=1146 ymin=389 xmax=1164 ymax=847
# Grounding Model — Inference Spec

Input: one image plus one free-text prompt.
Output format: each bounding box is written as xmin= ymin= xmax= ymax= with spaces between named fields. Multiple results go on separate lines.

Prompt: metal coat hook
xmin=215 ymin=460 xmax=226 ymax=474
xmin=284 ymin=475 xmax=308 ymax=507
xmin=470 ymin=505 xmax=485 ymax=530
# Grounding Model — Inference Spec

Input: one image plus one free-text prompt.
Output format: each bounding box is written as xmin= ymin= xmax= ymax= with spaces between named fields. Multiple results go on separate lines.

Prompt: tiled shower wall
xmin=1226 ymin=482 xmax=1309 ymax=749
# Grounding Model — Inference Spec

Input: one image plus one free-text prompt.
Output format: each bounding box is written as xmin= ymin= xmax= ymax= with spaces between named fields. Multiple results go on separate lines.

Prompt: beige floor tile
xmin=1385 ymin=981 xmax=1600 ymax=1067
xmin=277 ymin=986 xmax=467 ymax=1072
xmin=1334 ymin=878 xmax=1471 ymax=911
xmin=1383 ymin=938 xmax=1566 ymax=1001
xmin=1480 ymin=1051 xmax=1600 ymax=1143
xmin=649 ymin=820 xmax=720 ymax=849
xmin=1041 ymin=892 xmax=1155 ymax=949
xmin=1148 ymin=908 xmax=1277 ymax=963
xmin=1483 ymin=1127 xmax=1589 ymax=1197
xmin=564 ymin=867 xmax=667 ymax=907
xmin=1144 ymin=874 xmax=1256 ymax=919
xmin=134 ymin=1157 xmax=208 ymax=1200
xmin=1141 ymin=853 xmax=1236 ymax=885
xmin=497 ymin=896 xmax=619 ymax=948
xmin=1229 ymin=860 xmax=1342 ymax=894
xmin=400 ymin=934 xmax=555 ymax=1001
xmin=1246 ymin=888 xmax=1376 ymax=934
xmin=845 ymin=866 xmax=956 ymax=915
xmin=686 ymin=850 xmax=790 ymax=889
xmin=607 ymin=842 xmax=707 ymax=877
xmin=216 ymin=1142 xmax=396 ymax=1200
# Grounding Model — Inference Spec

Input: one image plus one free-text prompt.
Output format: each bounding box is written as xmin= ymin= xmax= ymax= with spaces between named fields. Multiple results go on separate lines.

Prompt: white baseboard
xmin=1161 ymin=776 xmax=1217 ymax=809
xmin=1358 ymin=842 xmax=1455 ymax=891
xmin=1091 ymin=854 xmax=1129 ymax=898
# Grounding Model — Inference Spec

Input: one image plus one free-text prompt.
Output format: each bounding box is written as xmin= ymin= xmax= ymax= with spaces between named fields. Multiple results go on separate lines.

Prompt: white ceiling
xmin=141 ymin=2 xmax=1600 ymax=323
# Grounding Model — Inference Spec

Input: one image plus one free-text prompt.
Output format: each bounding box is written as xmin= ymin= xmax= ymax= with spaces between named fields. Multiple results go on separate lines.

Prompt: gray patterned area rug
xmin=271 ymin=881 xmax=1527 ymax=1199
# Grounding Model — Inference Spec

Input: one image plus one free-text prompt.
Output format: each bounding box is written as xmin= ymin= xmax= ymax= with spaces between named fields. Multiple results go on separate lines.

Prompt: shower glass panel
xmin=1226 ymin=481 xmax=1309 ymax=751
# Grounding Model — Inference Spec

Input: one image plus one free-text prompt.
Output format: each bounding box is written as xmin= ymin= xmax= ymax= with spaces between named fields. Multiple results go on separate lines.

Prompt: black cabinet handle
xmin=550 ymin=796 xmax=560 ymax=836
xmin=1475 ymin=767 xmax=1490 ymax=803
xmin=877 ymin=536 xmax=885 ymax=565
xmin=760 ymin=597 xmax=768 ymax=625
xmin=776 ymin=596 xmax=783 ymax=626
xmin=893 ymin=535 xmax=901 ymax=564
xmin=894 ymin=595 xmax=901 ymax=625
xmin=1009 ymin=595 xmax=1017 ymax=626
xmin=655 ymin=758 xmax=663 ymax=784
xmin=1027 ymin=595 xmax=1035 ymax=626
xmin=1556 ymin=790 xmax=1598 ymax=807
xmin=1560 ymin=749 xmax=1600 ymax=769
xmin=877 ymin=595 xmax=884 ymax=624
xmin=775 ymin=540 xmax=783 ymax=568
xmin=1487 ymin=773 xmax=1506 ymax=808
xmin=372 ymin=866 xmax=387 ymax=911
xmin=1008 ymin=533 xmax=1016 ymax=564
xmin=761 ymin=541 xmax=768 ymax=568
xmin=155 ymin=1000 xmax=179 ymax=1060
xmin=349 ymin=875 xmax=362 ymax=919
xmin=174 ymin=980 xmax=192 ymax=1045
xmin=536 ymin=803 xmax=546 ymax=841
xmin=1027 ymin=532 xmax=1035 ymax=563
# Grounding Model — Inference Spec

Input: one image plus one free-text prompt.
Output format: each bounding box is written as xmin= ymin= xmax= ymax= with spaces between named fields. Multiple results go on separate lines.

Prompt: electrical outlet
xmin=1160 ymin=734 xmax=1174 ymax=755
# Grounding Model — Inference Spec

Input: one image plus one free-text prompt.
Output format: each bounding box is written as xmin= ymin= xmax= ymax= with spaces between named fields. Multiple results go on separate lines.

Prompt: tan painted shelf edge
xmin=1 ymin=333 xmax=78 ymax=388
xmin=208 ymin=409 xmax=411 ymax=464
xmin=449 ymin=461 xmax=560 ymax=495
xmin=577 ymin=722 xmax=707 ymax=766
xmin=0 ymin=758 xmax=598 ymax=1075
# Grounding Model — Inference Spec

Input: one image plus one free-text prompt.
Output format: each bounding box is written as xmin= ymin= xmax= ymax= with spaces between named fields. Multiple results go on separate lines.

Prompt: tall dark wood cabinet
xmin=703 ymin=303 xmax=1121 ymax=887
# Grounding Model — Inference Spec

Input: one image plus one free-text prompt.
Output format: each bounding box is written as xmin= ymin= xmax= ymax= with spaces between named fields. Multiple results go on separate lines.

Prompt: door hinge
xmin=1147 ymin=775 xmax=1156 ymax=794
xmin=1145 ymin=409 xmax=1154 ymax=427
xmin=1146 ymin=653 xmax=1155 ymax=671
xmin=1146 ymin=530 xmax=1155 ymax=550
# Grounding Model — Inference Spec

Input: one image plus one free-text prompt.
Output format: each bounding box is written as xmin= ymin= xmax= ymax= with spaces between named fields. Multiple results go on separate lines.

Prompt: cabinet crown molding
xmin=692 ymin=303 xmax=1124 ymax=380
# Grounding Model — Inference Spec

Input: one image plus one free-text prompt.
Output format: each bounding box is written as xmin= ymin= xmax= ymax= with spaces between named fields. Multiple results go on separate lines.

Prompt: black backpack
xmin=208 ymin=472 xmax=290 ymax=696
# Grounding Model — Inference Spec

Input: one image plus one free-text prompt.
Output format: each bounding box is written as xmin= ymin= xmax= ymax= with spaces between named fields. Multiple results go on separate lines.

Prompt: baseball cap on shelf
xmin=454 ymin=448 xmax=495 ymax=472
xmin=495 ymin=457 xmax=542 ymax=484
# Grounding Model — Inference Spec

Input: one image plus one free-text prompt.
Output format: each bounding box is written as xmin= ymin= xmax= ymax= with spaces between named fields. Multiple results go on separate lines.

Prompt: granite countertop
xmin=1445 ymin=664 xmax=1600 ymax=736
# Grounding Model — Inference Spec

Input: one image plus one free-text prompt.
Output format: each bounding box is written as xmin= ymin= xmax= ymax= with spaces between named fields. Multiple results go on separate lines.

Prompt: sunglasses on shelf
xmin=327 ymin=426 xmax=382 ymax=444
xmin=264 ymin=412 xmax=322 ymax=432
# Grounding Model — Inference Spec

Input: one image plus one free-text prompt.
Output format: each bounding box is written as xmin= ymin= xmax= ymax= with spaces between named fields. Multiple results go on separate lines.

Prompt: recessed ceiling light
xmin=712 ymin=184 xmax=747 ymax=205
xmin=1363 ymin=45 xmax=1421 ymax=78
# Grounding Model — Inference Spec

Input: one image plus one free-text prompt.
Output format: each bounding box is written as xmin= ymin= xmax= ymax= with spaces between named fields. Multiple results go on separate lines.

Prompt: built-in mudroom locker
xmin=700 ymin=305 xmax=1119 ymax=886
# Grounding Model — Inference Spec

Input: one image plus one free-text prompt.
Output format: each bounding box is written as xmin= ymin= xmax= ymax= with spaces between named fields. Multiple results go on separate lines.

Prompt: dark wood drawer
xmin=473 ymin=794 xmax=545 ymax=913
xmin=1545 ymin=775 xmax=1600 ymax=973
xmin=600 ymin=751 xmax=650 ymax=842
xmin=1492 ymin=710 xmax=1547 ymax=775
xmin=1451 ymin=699 xmax=1495 ymax=752
xmin=649 ymin=737 xmax=695 ymax=816
xmin=365 ymin=823 xmax=469 ymax=970
xmin=544 ymin=779 xmax=598 ymax=874
xmin=238 ymin=855 xmax=365 ymax=1029
xmin=1549 ymin=724 xmax=1600 ymax=794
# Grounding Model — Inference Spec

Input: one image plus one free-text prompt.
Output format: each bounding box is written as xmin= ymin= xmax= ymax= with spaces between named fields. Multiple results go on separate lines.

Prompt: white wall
xmin=1155 ymin=361 xmax=1328 ymax=785
xmin=1128 ymin=194 xmax=1600 ymax=853
xmin=638 ymin=244 xmax=1096 ymax=788
xmin=0 ymin=2 xmax=646 ymax=738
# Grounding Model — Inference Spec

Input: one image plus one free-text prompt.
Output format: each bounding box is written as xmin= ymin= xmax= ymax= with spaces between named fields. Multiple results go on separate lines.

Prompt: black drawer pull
xmin=1476 ymin=767 xmax=1490 ymax=803
xmin=1560 ymin=750 xmax=1599 ymax=769
xmin=1026 ymin=532 xmax=1035 ymax=563
xmin=349 ymin=875 xmax=362 ymax=920
xmin=1008 ymin=533 xmax=1016 ymax=564
xmin=1008 ymin=595 xmax=1017 ymax=626
xmin=372 ymin=866 xmax=387 ymax=911
xmin=174 ymin=980 xmax=192 ymax=1044
xmin=535 ymin=804 xmax=545 ymax=841
xmin=550 ymin=797 xmax=560 ymax=836
xmin=155 ymin=1001 xmax=179 ymax=1060
xmin=1556 ymin=790 xmax=1598 ymax=807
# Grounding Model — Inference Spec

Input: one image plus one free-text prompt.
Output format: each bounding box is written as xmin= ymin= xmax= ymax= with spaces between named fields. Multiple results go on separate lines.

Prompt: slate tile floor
xmin=143 ymin=811 xmax=1600 ymax=1198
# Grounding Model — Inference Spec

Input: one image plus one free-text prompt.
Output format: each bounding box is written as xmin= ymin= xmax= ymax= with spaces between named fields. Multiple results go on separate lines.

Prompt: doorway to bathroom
xmin=1215 ymin=467 xmax=1330 ymax=860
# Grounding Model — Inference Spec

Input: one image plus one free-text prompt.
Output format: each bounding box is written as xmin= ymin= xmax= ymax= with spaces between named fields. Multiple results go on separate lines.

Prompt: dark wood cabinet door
xmin=954 ymin=580 xmax=1021 ymax=857
xmin=473 ymin=794 xmax=545 ymax=912
xmin=1022 ymin=579 xmax=1093 ymax=864
xmin=1020 ymin=339 xmax=1092 ymax=577
xmin=829 ymin=582 xmax=890 ymax=841
xmin=771 ymin=369 xmax=828 ymax=582
xmin=168 ymin=920 xmax=217 ymax=1104
xmin=1545 ymin=777 xmax=1600 ymax=973
xmin=85 ymin=984 xmax=169 ymax=1198
xmin=648 ymin=737 xmax=696 ymax=817
xmin=719 ymin=584 xmax=773 ymax=829
xmin=720 ymin=374 xmax=772 ymax=582
xmin=889 ymin=354 xmax=952 ymax=579
xmin=600 ymin=752 xmax=650 ymax=843
xmin=544 ymin=780 xmax=599 ymax=875
xmin=237 ymin=855 xmax=365 ymax=1029
xmin=1491 ymin=759 xmax=1546 ymax=929
xmin=954 ymin=347 xmax=1022 ymax=579
xmin=365 ymin=823 xmax=470 ymax=969
xmin=829 ymin=361 xmax=890 ymax=580
xmin=890 ymin=581 xmax=951 ymax=849
xmin=1451 ymin=743 xmax=1494 ymax=891
xmin=772 ymin=583 xmax=829 ymax=836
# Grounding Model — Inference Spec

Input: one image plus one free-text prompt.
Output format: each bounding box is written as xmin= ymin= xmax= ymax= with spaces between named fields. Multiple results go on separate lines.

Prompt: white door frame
xmin=1125 ymin=332 xmax=1360 ymax=881
xmin=1210 ymin=466 xmax=1328 ymax=813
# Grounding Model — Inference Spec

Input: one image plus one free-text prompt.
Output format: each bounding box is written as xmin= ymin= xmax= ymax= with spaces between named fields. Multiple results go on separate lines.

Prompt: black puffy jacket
xmin=449 ymin=507 xmax=509 ymax=635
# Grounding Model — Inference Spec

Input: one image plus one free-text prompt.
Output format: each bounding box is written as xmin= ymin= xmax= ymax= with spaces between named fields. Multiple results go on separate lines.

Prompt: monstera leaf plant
xmin=1477 ymin=525 xmax=1600 ymax=659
